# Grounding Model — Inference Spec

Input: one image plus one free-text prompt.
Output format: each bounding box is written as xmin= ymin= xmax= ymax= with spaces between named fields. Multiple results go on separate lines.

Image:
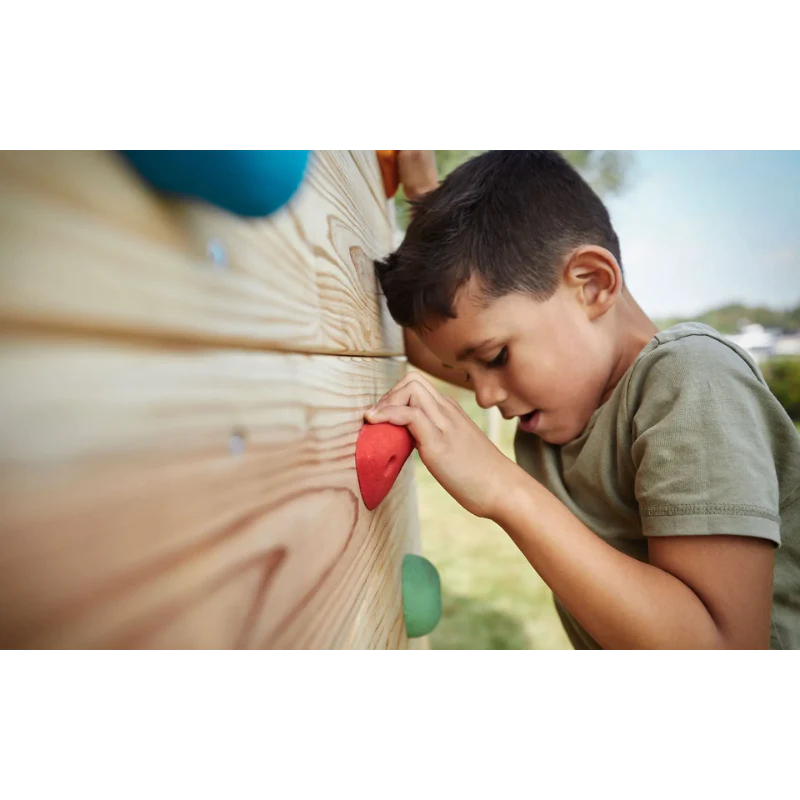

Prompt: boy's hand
xmin=364 ymin=372 xmax=516 ymax=519
xmin=378 ymin=150 xmax=439 ymax=200
xmin=397 ymin=151 xmax=439 ymax=200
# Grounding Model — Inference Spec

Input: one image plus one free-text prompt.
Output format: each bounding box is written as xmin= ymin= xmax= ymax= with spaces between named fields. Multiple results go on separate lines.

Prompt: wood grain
xmin=0 ymin=150 xmax=403 ymax=356
xmin=0 ymin=337 xmax=417 ymax=648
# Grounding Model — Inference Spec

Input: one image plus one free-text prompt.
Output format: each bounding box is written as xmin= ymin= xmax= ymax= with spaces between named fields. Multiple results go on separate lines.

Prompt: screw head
xmin=207 ymin=239 xmax=227 ymax=270
xmin=228 ymin=429 xmax=246 ymax=456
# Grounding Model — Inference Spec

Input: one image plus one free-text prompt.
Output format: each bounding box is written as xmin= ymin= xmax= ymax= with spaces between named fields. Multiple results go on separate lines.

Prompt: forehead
xmin=421 ymin=284 xmax=546 ymax=359
xmin=421 ymin=285 xmax=488 ymax=342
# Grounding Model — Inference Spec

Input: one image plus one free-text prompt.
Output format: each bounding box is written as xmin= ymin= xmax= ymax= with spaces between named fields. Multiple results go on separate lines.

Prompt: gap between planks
xmin=0 ymin=318 xmax=409 ymax=361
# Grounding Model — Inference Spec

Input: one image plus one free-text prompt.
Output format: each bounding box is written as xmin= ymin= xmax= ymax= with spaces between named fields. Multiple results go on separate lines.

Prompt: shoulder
xmin=626 ymin=323 xmax=766 ymax=410
xmin=640 ymin=322 xmax=762 ymax=377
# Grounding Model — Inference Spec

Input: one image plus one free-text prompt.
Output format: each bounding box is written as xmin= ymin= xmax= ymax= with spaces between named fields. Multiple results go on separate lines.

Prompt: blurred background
xmin=395 ymin=151 xmax=800 ymax=650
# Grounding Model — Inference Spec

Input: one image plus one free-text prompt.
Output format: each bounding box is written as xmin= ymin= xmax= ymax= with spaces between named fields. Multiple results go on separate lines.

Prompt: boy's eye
xmin=487 ymin=347 xmax=508 ymax=368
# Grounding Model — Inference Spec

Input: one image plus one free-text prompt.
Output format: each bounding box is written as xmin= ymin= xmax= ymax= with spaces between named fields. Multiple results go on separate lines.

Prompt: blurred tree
xmin=394 ymin=150 xmax=634 ymax=230
xmin=762 ymin=358 xmax=800 ymax=421
xmin=656 ymin=303 xmax=800 ymax=335
xmin=558 ymin=150 xmax=634 ymax=196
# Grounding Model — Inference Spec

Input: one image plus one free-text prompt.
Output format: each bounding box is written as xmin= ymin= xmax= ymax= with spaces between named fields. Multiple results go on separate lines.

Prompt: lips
xmin=518 ymin=410 xmax=540 ymax=433
xmin=499 ymin=409 xmax=542 ymax=433
xmin=500 ymin=409 xmax=536 ymax=422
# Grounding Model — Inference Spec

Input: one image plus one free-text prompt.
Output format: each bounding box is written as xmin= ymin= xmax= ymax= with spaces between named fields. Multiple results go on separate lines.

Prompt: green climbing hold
xmin=402 ymin=554 xmax=442 ymax=638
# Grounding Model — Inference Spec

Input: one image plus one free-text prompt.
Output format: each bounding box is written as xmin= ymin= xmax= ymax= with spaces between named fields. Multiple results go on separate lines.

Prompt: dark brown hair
xmin=375 ymin=150 xmax=622 ymax=330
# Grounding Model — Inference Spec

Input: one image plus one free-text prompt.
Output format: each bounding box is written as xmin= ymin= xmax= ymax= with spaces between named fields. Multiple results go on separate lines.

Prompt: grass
xmin=414 ymin=378 xmax=571 ymax=650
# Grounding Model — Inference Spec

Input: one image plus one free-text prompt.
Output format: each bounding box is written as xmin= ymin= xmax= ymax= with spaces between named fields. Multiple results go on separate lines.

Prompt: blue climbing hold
xmin=121 ymin=150 xmax=311 ymax=218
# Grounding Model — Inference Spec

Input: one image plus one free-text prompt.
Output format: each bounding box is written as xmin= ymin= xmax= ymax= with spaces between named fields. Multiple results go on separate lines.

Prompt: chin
xmin=540 ymin=430 xmax=573 ymax=446
xmin=538 ymin=417 xmax=587 ymax=446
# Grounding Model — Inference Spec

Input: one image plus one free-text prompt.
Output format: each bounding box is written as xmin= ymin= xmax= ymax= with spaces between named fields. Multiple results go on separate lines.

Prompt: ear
xmin=562 ymin=246 xmax=623 ymax=321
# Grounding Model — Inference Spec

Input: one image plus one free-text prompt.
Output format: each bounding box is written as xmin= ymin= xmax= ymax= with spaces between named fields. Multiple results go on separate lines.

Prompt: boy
xmin=367 ymin=150 xmax=800 ymax=649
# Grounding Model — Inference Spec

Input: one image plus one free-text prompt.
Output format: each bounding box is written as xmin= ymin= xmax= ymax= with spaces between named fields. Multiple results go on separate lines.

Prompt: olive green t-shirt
xmin=514 ymin=323 xmax=800 ymax=649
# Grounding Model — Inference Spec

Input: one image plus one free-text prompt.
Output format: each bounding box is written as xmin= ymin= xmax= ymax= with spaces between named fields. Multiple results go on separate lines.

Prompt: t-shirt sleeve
xmin=627 ymin=335 xmax=782 ymax=545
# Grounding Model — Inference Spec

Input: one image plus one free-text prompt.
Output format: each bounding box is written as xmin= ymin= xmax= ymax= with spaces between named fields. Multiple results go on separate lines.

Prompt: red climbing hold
xmin=355 ymin=422 xmax=415 ymax=510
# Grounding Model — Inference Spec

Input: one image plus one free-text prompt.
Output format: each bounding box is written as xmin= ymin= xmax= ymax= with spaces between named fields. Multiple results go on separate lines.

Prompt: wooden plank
xmin=0 ymin=337 xmax=418 ymax=648
xmin=0 ymin=150 xmax=195 ymax=252
xmin=0 ymin=151 xmax=403 ymax=356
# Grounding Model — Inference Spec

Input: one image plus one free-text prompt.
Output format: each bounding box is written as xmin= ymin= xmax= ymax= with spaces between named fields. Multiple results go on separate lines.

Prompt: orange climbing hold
xmin=376 ymin=150 xmax=400 ymax=199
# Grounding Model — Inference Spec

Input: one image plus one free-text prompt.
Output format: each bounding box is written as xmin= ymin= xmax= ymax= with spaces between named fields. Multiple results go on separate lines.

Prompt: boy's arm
xmin=497 ymin=473 xmax=774 ymax=649
xmin=367 ymin=346 xmax=789 ymax=651
xmin=515 ymin=338 xmax=783 ymax=649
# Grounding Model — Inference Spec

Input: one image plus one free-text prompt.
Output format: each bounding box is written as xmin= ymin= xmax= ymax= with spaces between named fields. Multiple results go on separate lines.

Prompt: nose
xmin=474 ymin=376 xmax=508 ymax=410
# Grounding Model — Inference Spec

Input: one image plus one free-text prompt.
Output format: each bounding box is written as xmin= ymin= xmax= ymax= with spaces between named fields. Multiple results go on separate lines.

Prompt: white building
xmin=725 ymin=322 xmax=800 ymax=363
xmin=775 ymin=333 xmax=800 ymax=356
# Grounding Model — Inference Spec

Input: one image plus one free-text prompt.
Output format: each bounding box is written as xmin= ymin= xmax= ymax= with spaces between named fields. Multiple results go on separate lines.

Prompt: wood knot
xmin=350 ymin=245 xmax=377 ymax=296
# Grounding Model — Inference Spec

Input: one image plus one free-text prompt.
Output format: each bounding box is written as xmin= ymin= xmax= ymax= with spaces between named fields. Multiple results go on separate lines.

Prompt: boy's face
xmin=420 ymin=279 xmax=618 ymax=445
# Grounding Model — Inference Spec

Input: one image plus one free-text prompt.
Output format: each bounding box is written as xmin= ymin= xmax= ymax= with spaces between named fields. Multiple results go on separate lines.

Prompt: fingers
xmin=373 ymin=372 xmax=442 ymax=409
xmin=364 ymin=404 xmax=440 ymax=449
xmin=366 ymin=386 xmax=448 ymax=432
xmin=385 ymin=371 xmax=447 ymax=404
xmin=443 ymin=394 xmax=468 ymax=420
xmin=397 ymin=151 xmax=439 ymax=199
xmin=367 ymin=373 xmax=451 ymax=431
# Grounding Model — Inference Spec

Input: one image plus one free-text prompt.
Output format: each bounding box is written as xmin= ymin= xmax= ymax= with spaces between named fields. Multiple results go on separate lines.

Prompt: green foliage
xmin=762 ymin=358 xmax=800 ymax=421
xmin=558 ymin=150 xmax=634 ymax=196
xmin=656 ymin=303 xmax=800 ymax=335
xmin=394 ymin=150 xmax=633 ymax=231
xmin=434 ymin=150 xmax=487 ymax=179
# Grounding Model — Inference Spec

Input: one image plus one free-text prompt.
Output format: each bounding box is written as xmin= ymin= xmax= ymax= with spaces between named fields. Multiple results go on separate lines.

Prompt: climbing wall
xmin=0 ymin=150 xmax=424 ymax=648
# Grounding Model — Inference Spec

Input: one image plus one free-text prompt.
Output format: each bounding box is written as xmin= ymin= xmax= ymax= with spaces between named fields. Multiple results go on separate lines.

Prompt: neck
xmin=600 ymin=289 xmax=659 ymax=404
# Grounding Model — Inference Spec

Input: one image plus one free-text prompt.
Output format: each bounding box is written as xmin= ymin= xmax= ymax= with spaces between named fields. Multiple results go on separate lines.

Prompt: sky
xmin=603 ymin=151 xmax=800 ymax=319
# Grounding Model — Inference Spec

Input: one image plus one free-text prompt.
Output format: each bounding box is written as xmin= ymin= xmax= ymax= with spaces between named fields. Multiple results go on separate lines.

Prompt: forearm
xmin=494 ymin=467 xmax=728 ymax=649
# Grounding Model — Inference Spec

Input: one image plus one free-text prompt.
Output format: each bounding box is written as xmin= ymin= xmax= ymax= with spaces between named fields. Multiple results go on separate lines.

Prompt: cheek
xmin=507 ymin=353 xmax=570 ymax=404
xmin=552 ymin=364 xmax=595 ymax=404
xmin=518 ymin=339 xmax=606 ymax=405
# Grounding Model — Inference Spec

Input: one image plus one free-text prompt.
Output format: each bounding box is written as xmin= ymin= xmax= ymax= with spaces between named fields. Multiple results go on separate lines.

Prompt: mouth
xmin=500 ymin=409 xmax=537 ymax=422
xmin=517 ymin=410 xmax=541 ymax=433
